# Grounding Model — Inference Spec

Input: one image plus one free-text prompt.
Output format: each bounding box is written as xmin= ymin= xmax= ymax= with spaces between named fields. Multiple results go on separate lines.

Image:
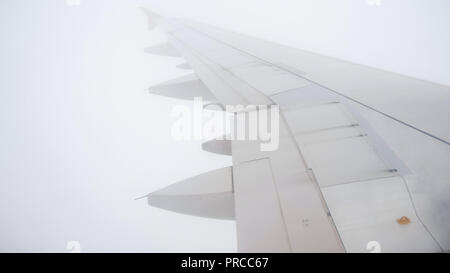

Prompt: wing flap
xmin=323 ymin=177 xmax=441 ymax=252
xmin=233 ymin=158 xmax=292 ymax=252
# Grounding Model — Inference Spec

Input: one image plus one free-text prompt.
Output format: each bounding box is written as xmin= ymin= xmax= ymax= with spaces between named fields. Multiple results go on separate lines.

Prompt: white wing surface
xmin=141 ymin=10 xmax=450 ymax=253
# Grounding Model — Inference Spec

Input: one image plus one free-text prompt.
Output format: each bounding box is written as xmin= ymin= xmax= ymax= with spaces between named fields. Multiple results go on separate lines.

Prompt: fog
xmin=0 ymin=0 xmax=448 ymax=252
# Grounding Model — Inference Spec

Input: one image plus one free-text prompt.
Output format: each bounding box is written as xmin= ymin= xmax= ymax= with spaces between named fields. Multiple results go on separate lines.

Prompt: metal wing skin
xmin=141 ymin=10 xmax=450 ymax=253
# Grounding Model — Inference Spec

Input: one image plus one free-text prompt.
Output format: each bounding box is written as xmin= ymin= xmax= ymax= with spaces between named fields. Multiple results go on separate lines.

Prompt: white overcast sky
xmin=0 ymin=0 xmax=449 ymax=252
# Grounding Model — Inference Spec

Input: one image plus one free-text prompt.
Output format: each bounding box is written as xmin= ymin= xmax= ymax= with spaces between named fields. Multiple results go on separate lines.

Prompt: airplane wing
xmin=140 ymin=9 xmax=450 ymax=253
